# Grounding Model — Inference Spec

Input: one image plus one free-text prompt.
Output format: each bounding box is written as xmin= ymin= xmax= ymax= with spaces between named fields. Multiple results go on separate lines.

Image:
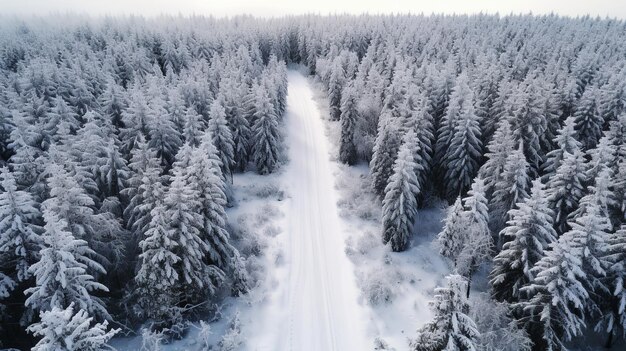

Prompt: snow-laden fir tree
xmin=120 ymin=88 xmax=151 ymax=155
xmin=25 ymin=209 xmax=109 ymax=319
xmin=546 ymin=150 xmax=587 ymax=235
xmin=99 ymin=140 xmax=129 ymax=198
xmin=541 ymin=116 xmax=582 ymax=180
xmin=488 ymin=142 xmax=530 ymax=241
xmin=208 ymin=100 xmax=235 ymax=182
xmin=597 ymin=224 xmax=626 ymax=348
xmin=148 ymin=98 xmax=182 ymax=167
xmin=585 ymin=135 xmax=617 ymax=190
xmin=404 ymin=88 xmax=435 ymax=189
xmin=251 ymin=86 xmax=280 ymax=174
xmin=182 ymin=107 xmax=206 ymax=147
xmin=435 ymin=73 xmax=474 ymax=180
xmin=490 ymin=180 xmax=558 ymax=303
xmin=163 ymin=149 xmax=212 ymax=302
xmin=27 ymin=303 xmax=119 ymax=351
xmin=339 ymin=82 xmax=358 ymax=165
xmin=220 ymin=83 xmax=251 ymax=172
xmin=0 ymin=167 xmax=42 ymax=283
xmin=437 ymin=197 xmax=465 ymax=265
xmin=135 ymin=201 xmax=180 ymax=321
xmin=456 ymin=177 xmax=492 ymax=297
xmin=442 ymin=95 xmax=482 ymax=201
xmin=510 ymin=78 xmax=547 ymax=175
xmin=327 ymin=57 xmax=346 ymax=121
xmin=574 ymin=85 xmax=603 ymax=150
xmin=370 ymin=110 xmax=402 ymax=198
xmin=479 ymin=119 xmax=515 ymax=196
xmin=98 ymin=79 xmax=127 ymax=130
xmin=563 ymin=178 xmax=613 ymax=318
xmin=382 ymin=131 xmax=422 ymax=252
xmin=411 ymin=274 xmax=480 ymax=351
xmin=518 ymin=230 xmax=588 ymax=350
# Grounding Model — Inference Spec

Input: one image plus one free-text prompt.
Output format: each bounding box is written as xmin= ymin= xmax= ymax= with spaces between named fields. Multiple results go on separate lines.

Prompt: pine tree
xmin=564 ymin=181 xmax=612 ymax=318
xmin=0 ymin=167 xmax=42 ymax=283
xmin=328 ymin=58 xmax=345 ymax=121
xmin=479 ymin=119 xmax=515 ymax=195
xmin=208 ymin=100 xmax=235 ymax=182
xmin=411 ymin=274 xmax=480 ymax=351
xmin=436 ymin=73 xmax=474 ymax=178
xmin=98 ymin=140 xmax=129 ymax=198
xmin=598 ymin=225 xmax=626 ymax=348
xmin=442 ymin=98 xmax=482 ymax=201
xmin=148 ymin=100 xmax=182 ymax=167
xmin=437 ymin=197 xmax=465 ymax=265
xmin=339 ymin=83 xmax=358 ymax=165
xmin=135 ymin=202 xmax=180 ymax=321
xmin=490 ymin=180 xmax=558 ymax=302
xmin=404 ymin=88 xmax=435 ymax=188
xmin=28 ymin=303 xmax=119 ymax=351
xmin=456 ymin=177 xmax=492 ymax=297
xmin=574 ymin=86 xmax=603 ymax=150
xmin=25 ymin=209 xmax=109 ymax=319
xmin=488 ymin=142 xmax=530 ymax=240
xmin=519 ymin=229 xmax=588 ymax=350
xmin=541 ymin=116 xmax=582 ymax=179
xmin=370 ymin=111 xmax=402 ymax=198
xmin=182 ymin=107 xmax=206 ymax=147
xmin=510 ymin=79 xmax=547 ymax=175
xmin=163 ymin=156 xmax=211 ymax=301
xmin=382 ymin=131 xmax=422 ymax=252
xmin=251 ymin=87 xmax=280 ymax=175
xmin=546 ymin=150 xmax=587 ymax=235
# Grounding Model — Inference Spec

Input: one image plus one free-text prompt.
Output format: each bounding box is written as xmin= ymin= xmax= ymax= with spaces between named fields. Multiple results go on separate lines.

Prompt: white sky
xmin=0 ymin=0 xmax=624 ymax=19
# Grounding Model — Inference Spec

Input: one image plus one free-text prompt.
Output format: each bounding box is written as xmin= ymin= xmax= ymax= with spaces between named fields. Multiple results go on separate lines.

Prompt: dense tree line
xmin=1 ymin=13 xmax=626 ymax=350
xmin=307 ymin=13 xmax=626 ymax=351
xmin=0 ymin=17 xmax=287 ymax=349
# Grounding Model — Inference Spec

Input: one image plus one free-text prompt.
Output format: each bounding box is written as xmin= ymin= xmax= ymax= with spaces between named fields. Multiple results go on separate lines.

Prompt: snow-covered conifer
xmin=490 ymin=180 xmax=557 ymax=302
xmin=208 ymin=100 xmax=235 ymax=181
xmin=411 ymin=274 xmax=480 ymax=351
xmin=25 ymin=209 xmax=109 ymax=319
xmin=546 ymin=150 xmax=587 ymax=235
xmin=0 ymin=167 xmax=42 ymax=282
xmin=251 ymin=87 xmax=280 ymax=174
xmin=28 ymin=303 xmax=119 ymax=351
xmin=574 ymin=86 xmax=603 ymax=150
xmin=541 ymin=116 xmax=582 ymax=179
xmin=382 ymin=131 xmax=422 ymax=252
xmin=370 ymin=111 xmax=402 ymax=197
xmin=339 ymin=83 xmax=358 ymax=165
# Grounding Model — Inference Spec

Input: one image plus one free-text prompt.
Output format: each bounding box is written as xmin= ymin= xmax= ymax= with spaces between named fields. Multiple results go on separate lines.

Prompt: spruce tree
xmin=442 ymin=98 xmax=482 ymax=201
xmin=208 ymin=100 xmax=235 ymax=182
xmin=546 ymin=150 xmax=587 ymax=235
xmin=437 ymin=197 xmax=465 ymax=265
xmin=490 ymin=180 xmax=558 ymax=302
xmin=488 ymin=142 xmax=530 ymax=240
xmin=182 ymin=107 xmax=206 ymax=147
xmin=382 ymin=131 xmax=422 ymax=252
xmin=0 ymin=167 xmax=42 ymax=283
xmin=411 ymin=274 xmax=480 ymax=351
xmin=25 ymin=209 xmax=109 ymax=319
xmin=339 ymin=83 xmax=358 ymax=165
xmin=370 ymin=111 xmax=402 ymax=198
xmin=328 ymin=58 xmax=345 ymax=121
xmin=574 ymin=86 xmax=603 ymax=150
xmin=598 ymin=225 xmax=626 ymax=348
xmin=479 ymin=119 xmax=515 ymax=196
xmin=519 ymin=228 xmax=588 ymax=350
xmin=541 ymin=116 xmax=582 ymax=179
xmin=251 ymin=87 xmax=280 ymax=175
xmin=28 ymin=303 xmax=119 ymax=351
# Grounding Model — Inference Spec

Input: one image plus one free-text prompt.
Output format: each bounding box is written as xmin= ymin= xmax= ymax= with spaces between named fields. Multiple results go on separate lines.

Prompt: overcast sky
xmin=0 ymin=0 xmax=624 ymax=19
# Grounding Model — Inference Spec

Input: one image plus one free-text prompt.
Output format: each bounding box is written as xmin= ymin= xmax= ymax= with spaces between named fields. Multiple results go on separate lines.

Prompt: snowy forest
xmin=0 ymin=13 xmax=625 ymax=351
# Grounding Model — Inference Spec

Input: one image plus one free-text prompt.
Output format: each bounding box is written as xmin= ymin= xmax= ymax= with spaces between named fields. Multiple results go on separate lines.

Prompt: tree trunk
xmin=605 ymin=329 xmax=613 ymax=349
xmin=466 ymin=273 xmax=472 ymax=298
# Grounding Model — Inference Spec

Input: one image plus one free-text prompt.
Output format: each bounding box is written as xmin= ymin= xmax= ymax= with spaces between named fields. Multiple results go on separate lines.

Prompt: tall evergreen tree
xmin=339 ymin=83 xmax=358 ymax=165
xmin=381 ymin=131 xmax=422 ymax=252
xmin=251 ymin=87 xmax=280 ymax=175
xmin=411 ymin=274 xmax=480 ymax=351
xmin=208 ymin=100 xmax=235 ymax=182
xmin=546 ymin=150 xmax=587 ymax=235
xmin=25 ymin=209 xmax=109 ymax=319
xmin=370 ymin=111 xmax=402 ymax=198
xmin=490 ymin=180 xmax=557 ymax=302
xmin=541 ymin=116 xmax=582 ymax=179
xmin=574 ymin=86 xmax=603 ymax=150
xmin=0 ymin=167 xmax=42 ymax=283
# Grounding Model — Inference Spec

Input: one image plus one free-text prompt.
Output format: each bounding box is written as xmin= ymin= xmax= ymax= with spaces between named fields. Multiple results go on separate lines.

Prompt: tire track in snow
xmin=250 ymin=70 xmax=370 ymax=351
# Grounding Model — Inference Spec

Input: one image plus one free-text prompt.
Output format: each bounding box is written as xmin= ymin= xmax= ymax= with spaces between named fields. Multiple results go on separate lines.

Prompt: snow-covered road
xmin=250 ymin=70 xmax=370 ymax=350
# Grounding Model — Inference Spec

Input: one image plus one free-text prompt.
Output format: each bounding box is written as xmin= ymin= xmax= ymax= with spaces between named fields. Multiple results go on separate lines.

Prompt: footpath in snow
xmin=248 ymin=70 xmax=371 ymax=350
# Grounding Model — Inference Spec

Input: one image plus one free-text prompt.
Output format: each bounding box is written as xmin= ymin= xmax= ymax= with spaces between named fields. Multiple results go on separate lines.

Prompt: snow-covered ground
xmin=245 ymin=70 xmax=371 ymax=350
